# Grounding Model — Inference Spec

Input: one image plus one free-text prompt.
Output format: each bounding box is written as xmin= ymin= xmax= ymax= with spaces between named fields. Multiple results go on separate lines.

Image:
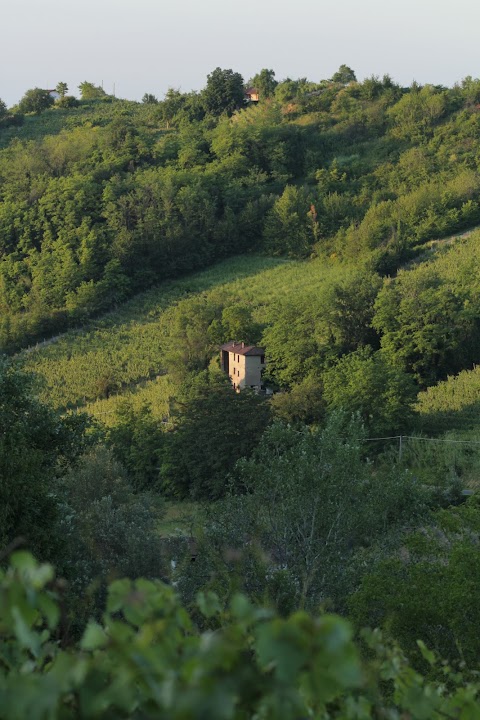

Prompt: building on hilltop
xmin=220 ymin=341 xmax=265 ymax=391
xmin=245 ymin=87 xmax=260 ymax=103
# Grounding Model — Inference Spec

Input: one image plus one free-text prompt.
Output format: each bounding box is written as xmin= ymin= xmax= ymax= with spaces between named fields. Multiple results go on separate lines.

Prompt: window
xmin=260 ymin=355 xmax=265 ymax=364
xmin=233 ymin=382 xmax=236 ymax=390
xmin=237 ymin=369 xmax=240 ymax=377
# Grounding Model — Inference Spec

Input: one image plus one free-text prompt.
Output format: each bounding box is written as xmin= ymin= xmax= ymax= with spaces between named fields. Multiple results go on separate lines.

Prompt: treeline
xmin=1 ymin=70 xmax=480 ymax=350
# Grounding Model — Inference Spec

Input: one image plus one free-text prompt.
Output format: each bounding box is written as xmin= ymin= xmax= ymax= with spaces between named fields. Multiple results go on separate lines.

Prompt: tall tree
xmin=263 ymin=185 xmax=316 ymax=256
xmin=78 ymin=81 xmax=107 ymax=99
xmin=322 ymin=347 xmax=416 ymax=437
xmin=161 ymin=370 xmax=270 ymax=499
xmin=142 ymin=93 xmax=158 ymax=104
xmin=331 ymin=64 xmax=357 ymax=84
xmin=55 ymin=81 xmax=68 ymax=97
xmin=249 ymin=68 xmax=278 ymax=98
xmin=202 ymin=67 xmax=245 ymax=116
xmin=180 ymin=415 xmax=430 ymax=612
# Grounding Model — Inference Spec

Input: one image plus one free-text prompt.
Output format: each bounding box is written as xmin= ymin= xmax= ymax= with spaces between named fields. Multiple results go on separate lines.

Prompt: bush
xmin=2 ymin=551 xmax=479 ymax=719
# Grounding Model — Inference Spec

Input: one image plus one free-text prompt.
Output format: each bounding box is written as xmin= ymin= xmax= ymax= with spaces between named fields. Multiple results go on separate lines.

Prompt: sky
xmin=1 ymin=0 xmax=479 ymax=107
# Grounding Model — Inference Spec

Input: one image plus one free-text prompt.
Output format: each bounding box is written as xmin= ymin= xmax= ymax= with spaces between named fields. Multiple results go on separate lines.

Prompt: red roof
xmin=221 ymin=342 xmax=265 ymax=357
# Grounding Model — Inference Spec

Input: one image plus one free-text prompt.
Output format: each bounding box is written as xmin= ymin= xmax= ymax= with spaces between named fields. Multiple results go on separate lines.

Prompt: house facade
xmin=245 ymin=87 xmax=260 ymax=103
xmin=220 ymin=341 xmax=265 ymax=391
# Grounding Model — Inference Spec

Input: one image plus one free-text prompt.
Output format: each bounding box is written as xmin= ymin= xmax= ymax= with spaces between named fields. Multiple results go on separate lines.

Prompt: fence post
xmin=399 ymin=435 xmax=403 ymax=463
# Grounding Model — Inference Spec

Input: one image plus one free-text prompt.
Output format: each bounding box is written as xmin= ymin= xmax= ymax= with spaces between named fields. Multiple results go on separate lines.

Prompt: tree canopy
xmin=202 ymin=67 xmax=245 ymax=116
xmin=330 ymin=64 xmax=357 ymax=84
xmin=78 ymin=81 xmax=107 ymax=99
xmin=17 ymin=87 xmax=54 ymax=114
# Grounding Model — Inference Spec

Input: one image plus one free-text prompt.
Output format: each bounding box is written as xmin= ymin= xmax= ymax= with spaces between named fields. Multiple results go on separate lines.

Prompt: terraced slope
xmin=21 ymin=253 xmax=341 ymax=420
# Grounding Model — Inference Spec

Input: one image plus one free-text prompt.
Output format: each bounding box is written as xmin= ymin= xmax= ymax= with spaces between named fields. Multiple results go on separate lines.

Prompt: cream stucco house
xmin=220 ymin=342 xmax=265 ymax=391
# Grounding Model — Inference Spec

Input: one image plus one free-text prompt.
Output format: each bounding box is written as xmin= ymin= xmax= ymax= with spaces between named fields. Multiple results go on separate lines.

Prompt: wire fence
xmin=357 ymin=433 xmax=480 ymax=491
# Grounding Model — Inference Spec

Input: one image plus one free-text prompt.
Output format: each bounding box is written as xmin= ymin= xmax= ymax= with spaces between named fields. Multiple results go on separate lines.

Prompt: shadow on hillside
xmin=19 ymin=255 xmax=288 ymax=355
xmin=416 ymin=398 xmax=480 ymax=436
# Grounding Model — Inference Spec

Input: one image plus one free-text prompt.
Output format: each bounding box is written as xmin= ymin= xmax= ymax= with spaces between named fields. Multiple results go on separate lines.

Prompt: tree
xmin=142 ymin=93 xmax=158 ymax=104
xmin=388 ymin=84 xmax=447 ymax=140
xmin=55 ymin=95 xmax=79 ymax=108
xmin=263 ymin=185 xmax=316 ymax=256
xmin=372 ymin=260 xmax=480 ymax=385
xmin=270 ymin=374 xmax=325 ymax=425
xmin=460 ymin=75 xmax=480 ymax=106
xmin=17 ymin=87 xmax=54 ymax=114
xmin=202 ymin=67 xmax=245 ymax=116
xmin=0 ymin=98 xmax=7 ymax=118
xmin=55 ymin=446 xmax=166 ymax=628
xmin=180 ymin=415 xmax=430 ymax=612
xmin=249 ymin=68 xmax=278 ymax=98
xmin=78 ymin=81 xmax=107 ymax=100
xmin=349 ymin=497 xmax=480 ymax=669
xmin=161 ymin=370 xmax=270 ymax=499
xmin=160 ymin=87 xmax=186 ymax=126
xmin=108 ymin=402 xmax=164 ymax=491
xmin=0 ymin=358 xmax=89 ymax=559
xmin=331 ymin=65 xmax=357 ymax=84
xmin=322 ymin=347 xmax=416 ymax=436
xmin=55 ymin=81 xmax=68 ymax=97
xmin=321 ymin=269 xmax=383 ymax=354
xmin=215 ymin=305 xmax=259 ymax=345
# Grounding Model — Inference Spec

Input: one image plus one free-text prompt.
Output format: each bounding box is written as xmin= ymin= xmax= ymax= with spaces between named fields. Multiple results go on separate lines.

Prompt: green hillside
xmin=19 ymin=254 xmax=289 ymax=411
xmin=4 ymin=70 xmax=480 ymax=704
xmin=2 ymin=75 xmax=480 ymax=354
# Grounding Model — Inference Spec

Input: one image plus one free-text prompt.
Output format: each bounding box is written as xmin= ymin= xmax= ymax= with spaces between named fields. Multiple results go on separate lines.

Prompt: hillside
xmin=4 ymin=71 xmax=480 ymax=703
xmin=2 ymin=75 xmax=480 ymax=354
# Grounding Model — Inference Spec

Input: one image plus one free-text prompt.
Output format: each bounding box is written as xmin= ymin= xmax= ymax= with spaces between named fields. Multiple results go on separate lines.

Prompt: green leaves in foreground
xmin=1 ymin=553 xmax=479 ymax=719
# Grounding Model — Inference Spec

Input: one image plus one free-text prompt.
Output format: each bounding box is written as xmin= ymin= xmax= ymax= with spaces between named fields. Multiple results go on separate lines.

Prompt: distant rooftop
xmin=221 ymin=341 xmax=264 ymax=357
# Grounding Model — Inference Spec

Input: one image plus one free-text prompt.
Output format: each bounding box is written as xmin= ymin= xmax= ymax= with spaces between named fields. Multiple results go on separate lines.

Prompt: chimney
xmin=242 ymin=342 xmax=245 ymax=348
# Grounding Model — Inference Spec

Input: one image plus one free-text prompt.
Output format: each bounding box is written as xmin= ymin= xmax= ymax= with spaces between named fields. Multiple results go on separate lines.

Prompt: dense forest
xmin=2 ymin=67 xmax=480 ymax=716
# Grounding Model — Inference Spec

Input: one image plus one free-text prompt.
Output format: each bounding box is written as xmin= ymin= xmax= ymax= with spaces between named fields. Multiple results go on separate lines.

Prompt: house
xmin=220 ymin=341 xmax=265 ymax=391
xmin=245 ymin=87 xmax=260 ymax=103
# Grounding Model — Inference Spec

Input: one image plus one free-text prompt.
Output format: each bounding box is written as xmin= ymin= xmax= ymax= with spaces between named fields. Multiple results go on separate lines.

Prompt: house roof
xmin=245 ymin=87 xmax=259 ymax=95
xmin=221 ymin=341 xmax=265 ymax=357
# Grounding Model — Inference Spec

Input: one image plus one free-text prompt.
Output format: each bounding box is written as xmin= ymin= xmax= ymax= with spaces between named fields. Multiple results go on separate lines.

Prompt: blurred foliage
xmin=350 ymin=497 xmax=480 ymax=670
xmin=1 ymin=552 xmax=479 ymax=719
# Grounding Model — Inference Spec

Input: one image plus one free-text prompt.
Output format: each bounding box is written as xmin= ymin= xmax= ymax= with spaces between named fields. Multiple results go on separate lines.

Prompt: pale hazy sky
xmin=1 ymin=0 xmax=479 ymax=107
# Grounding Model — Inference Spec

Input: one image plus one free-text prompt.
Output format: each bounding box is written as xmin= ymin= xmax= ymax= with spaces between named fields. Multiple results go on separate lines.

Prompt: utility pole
xmin=399 ymin=435 xmax=403 ymax=462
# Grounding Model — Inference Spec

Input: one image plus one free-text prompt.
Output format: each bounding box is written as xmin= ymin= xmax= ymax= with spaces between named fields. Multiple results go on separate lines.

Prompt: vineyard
xmin=18 ymin=253 xmax=338 ymax=415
